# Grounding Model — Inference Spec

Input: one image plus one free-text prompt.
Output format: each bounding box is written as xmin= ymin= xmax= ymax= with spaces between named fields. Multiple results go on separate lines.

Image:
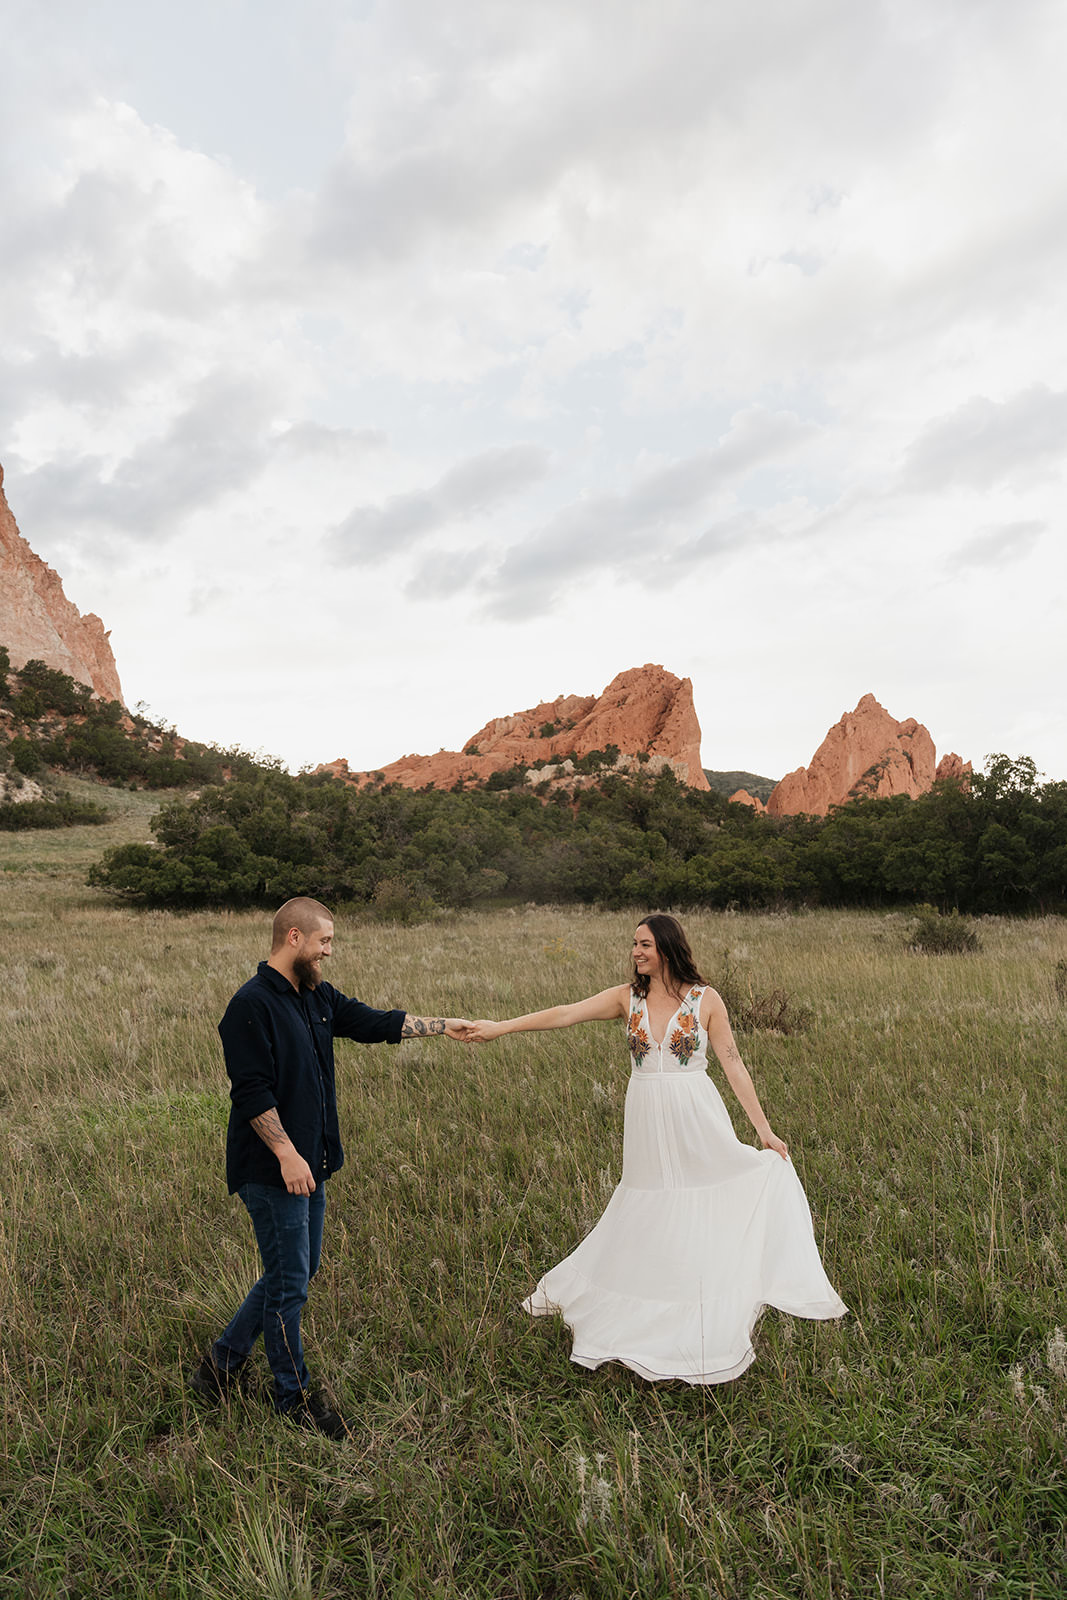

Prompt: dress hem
xmin=521 ymin=1290 xmax=847 ymax=1386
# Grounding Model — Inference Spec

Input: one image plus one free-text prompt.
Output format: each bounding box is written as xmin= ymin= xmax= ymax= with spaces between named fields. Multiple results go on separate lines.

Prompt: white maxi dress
xmin=523 ymin=985 xmax=847 ymax=1383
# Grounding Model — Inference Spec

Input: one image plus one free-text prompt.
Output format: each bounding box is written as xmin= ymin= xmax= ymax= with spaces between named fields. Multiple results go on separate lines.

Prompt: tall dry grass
xmin=1 ymin=792 xmax=1066 ymax=1597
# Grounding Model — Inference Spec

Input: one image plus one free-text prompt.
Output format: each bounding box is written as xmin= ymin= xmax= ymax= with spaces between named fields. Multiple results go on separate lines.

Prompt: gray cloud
xmin=403 ymin=545 xmax=490 ymax=600
xmin=484 ymin=407 xmax=816 ymax=614
xmin=11 ymin=373 xmax=278 ymax=542
xmin=903 ymin=386 xmax=1067 ymax=492
xmin=951 ymin=520 xmax=1045 ymax=570
xmin=273 ymin=421 xmax=387 ymax=459
xmin=0 ymin=333 xmax=176 ymax=419
xmin=326 ymin=443 xmax=551 ymax=564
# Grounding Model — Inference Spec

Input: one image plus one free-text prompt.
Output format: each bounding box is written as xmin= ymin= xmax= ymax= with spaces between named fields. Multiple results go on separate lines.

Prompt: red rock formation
xmin=328 ymin=665 xmax=709 ymax=791
xmin=766 ymin=694 xmax=968 ymax=816
xmin=0 ymin=462 xmax=123 ymax=702
xmin=728 ymin=789 xmax=767 ymax=812
xmin=935 ymin=752 xmax=972 ymax=784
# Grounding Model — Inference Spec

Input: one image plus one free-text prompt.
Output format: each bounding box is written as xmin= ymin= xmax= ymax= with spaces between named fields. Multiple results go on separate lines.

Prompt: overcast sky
xmin=3 ymin=0 xmax=1065 ymax=780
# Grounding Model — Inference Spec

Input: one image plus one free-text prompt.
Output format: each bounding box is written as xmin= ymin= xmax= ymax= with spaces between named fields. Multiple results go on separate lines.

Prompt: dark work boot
xmin=283 ymin=1384 xmax=350 ymax=1440
xmin=188 ymin=1349 xmax=252 ymax=1404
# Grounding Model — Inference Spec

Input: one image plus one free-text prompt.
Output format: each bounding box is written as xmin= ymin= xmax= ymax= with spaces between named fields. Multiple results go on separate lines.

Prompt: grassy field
xmin=1 ymin=786 xmax=1065 ymax=1598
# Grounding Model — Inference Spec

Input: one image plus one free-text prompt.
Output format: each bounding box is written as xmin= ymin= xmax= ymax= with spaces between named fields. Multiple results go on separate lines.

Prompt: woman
xmin=466 ymin=914 xmax=846 ymax=1384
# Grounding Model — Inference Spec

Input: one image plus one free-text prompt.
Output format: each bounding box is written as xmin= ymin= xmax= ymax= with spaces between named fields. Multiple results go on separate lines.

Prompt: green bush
xmin=15 ymin=658 xmax=93 ymax=715
xmin=9 ymin=736 xmax=43 ymax=775
xmin=909 ymin=904 xmax=981 ymax=954
xmin=0 ymin=794 xmax=109 ymax=830
xmin=370 ymin=875 xmax=440 ymax=924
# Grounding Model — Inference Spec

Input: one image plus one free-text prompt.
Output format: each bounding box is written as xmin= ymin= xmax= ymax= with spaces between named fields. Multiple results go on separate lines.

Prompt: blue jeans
xmin=212 ymin=1181 xmax=327 ymax=1411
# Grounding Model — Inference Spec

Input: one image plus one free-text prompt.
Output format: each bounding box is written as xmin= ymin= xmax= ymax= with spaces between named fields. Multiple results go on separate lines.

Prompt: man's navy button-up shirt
xmin=219 ymin=961 xmax=406 ymax=1192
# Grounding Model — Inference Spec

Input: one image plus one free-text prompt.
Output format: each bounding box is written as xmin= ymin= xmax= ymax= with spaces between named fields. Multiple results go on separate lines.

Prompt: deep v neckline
xmin=643 ymin=988 xmax=695 ymax=1048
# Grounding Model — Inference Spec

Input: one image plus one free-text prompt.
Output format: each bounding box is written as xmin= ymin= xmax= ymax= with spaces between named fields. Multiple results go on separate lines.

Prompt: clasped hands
xmin=447 ymin=1019 xmax=504 ymax=1044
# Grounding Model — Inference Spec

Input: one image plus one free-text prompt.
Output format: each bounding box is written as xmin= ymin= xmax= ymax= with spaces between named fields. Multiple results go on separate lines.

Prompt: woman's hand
xmin=462 ymin=1019 xmax=505 ymax=1042
xmin=761 ymin=1129 xmax=789 ymax=1160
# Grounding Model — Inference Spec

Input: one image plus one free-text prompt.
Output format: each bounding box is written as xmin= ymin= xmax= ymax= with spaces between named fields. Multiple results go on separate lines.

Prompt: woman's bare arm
xmin=702 ymin=989 xmax=788 ymax=1159
xmin=464 ymin=984 xmax=630 ymax=1042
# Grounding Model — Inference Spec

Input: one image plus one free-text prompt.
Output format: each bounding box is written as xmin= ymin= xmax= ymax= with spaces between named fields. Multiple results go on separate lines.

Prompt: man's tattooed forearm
xmin=401 ymin=1015 xmax=447 ymax=1037
xmin=250 ymin=1108 xmax=290 ymax=1150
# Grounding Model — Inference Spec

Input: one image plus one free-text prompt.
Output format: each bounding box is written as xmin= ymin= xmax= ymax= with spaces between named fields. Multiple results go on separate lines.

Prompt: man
xmin=190 ymin=896 xmax=471 ymax=1439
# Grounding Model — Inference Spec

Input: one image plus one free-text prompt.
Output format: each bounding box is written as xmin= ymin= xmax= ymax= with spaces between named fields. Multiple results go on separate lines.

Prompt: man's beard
xmin=293 ymin=955 xmax=324 ymax=989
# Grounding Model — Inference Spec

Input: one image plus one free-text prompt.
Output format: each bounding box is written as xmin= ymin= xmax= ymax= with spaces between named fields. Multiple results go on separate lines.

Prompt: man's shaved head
xmin=271 ymin=897 xmax=334 ymax=950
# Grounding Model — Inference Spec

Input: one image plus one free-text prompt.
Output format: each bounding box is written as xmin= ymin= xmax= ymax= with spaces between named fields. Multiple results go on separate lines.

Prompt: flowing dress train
xmin=523 ymin=985 xmax=847 ymax=1383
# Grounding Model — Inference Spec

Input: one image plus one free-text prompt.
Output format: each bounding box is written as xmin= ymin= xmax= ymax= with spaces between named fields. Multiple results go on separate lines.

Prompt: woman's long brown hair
xmin=631 ymin=912 xmax=706 ymax=998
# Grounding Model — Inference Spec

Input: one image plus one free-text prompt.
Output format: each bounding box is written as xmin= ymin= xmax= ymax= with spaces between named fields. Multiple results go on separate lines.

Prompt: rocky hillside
xmin=322 ymin=664 xmax=710 ymax=792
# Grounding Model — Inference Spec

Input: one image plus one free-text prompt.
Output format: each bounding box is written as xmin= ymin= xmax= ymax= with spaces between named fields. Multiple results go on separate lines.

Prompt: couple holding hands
xmin=191 ymin=898 xmax=844 ymax=1440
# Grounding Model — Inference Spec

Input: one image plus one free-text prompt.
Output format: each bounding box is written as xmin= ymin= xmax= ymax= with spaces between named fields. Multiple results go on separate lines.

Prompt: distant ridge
xmin=704 ymin=769 xmax=778 ymax=803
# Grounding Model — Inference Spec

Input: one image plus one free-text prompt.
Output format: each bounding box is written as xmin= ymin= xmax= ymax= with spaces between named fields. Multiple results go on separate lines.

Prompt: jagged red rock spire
xmin=0 ymin=462 xmax=123 ymax=702
xmin=762 ymin=693 xmax=970 ymax=816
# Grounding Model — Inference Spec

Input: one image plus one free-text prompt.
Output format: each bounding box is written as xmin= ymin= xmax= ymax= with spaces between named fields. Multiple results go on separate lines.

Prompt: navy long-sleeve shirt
xmin=219 ymin=961 xmax=406 ymax=1192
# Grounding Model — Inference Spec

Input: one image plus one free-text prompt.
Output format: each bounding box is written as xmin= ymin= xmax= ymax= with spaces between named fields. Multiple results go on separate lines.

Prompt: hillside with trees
xmin=5 ymin=647 xmax=1063 ymax=917
xmin=0 ymin=647 xmax=269 ymax=827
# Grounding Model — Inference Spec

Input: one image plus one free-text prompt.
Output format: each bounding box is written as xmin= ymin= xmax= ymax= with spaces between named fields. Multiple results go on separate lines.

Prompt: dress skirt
xmin=523 ymin=1030 xmax=846 ymax=1383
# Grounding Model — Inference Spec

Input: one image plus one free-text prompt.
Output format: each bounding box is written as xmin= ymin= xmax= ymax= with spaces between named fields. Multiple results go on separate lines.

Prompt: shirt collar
xmin=257 ymin=959 xmax=301 ymax=995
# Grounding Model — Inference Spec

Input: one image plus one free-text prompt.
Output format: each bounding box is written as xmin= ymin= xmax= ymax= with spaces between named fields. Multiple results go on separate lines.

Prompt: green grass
xmin=1 ymin=792 xmax=1066 ymax=1597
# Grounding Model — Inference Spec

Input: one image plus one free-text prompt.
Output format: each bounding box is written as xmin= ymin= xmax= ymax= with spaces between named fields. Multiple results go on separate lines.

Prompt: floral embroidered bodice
xmin=626 ymin=986 xmax=707 ymax=1074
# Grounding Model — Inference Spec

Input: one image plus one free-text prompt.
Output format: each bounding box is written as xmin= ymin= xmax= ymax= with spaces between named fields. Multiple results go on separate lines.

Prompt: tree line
xmin=89 ymin=754 xmax=1067 ymax=916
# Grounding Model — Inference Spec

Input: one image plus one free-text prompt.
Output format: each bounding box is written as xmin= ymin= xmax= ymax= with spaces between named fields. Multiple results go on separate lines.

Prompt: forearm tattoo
xmin=250 ymin=1108 xmax=291 ymax=1151
xmin=400 ymin=1015 xmax=447 ymax=1037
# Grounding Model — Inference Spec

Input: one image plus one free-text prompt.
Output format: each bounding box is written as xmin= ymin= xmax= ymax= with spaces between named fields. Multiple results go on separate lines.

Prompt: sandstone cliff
xmin=0 ymin=462 xmax=123 ymax=702
xmin=766 ymin=694 xmax=970 ymax=817
xmin=325 ymin=665 xmax=709 ymax=791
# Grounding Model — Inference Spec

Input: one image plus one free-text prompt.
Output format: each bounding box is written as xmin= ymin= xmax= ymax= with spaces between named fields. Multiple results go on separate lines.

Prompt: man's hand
xmin=250 ymin=1107 xmax=317 ymax=1193
xmin=280 ymin=1148 xmax=317 ymax=1195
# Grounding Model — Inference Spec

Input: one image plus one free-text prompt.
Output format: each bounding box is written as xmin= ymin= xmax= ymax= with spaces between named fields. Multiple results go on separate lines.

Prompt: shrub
xmin=16 ymin=658 xmax=92 ymax=715
xmin=370 ymin=875 xmax=439 ymax=924
xmin=1053 ymin=959 xmax=1067 ymax=1005
xmin=9 ymin=736 xmax=43 ymax=775
xmin=0 ymin=795 xmax=109 ymax=830
xmin=909 ymin=904 xmax=981 ymax=954
xmin=713 ymin=950 xmax=812 ymax=1034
